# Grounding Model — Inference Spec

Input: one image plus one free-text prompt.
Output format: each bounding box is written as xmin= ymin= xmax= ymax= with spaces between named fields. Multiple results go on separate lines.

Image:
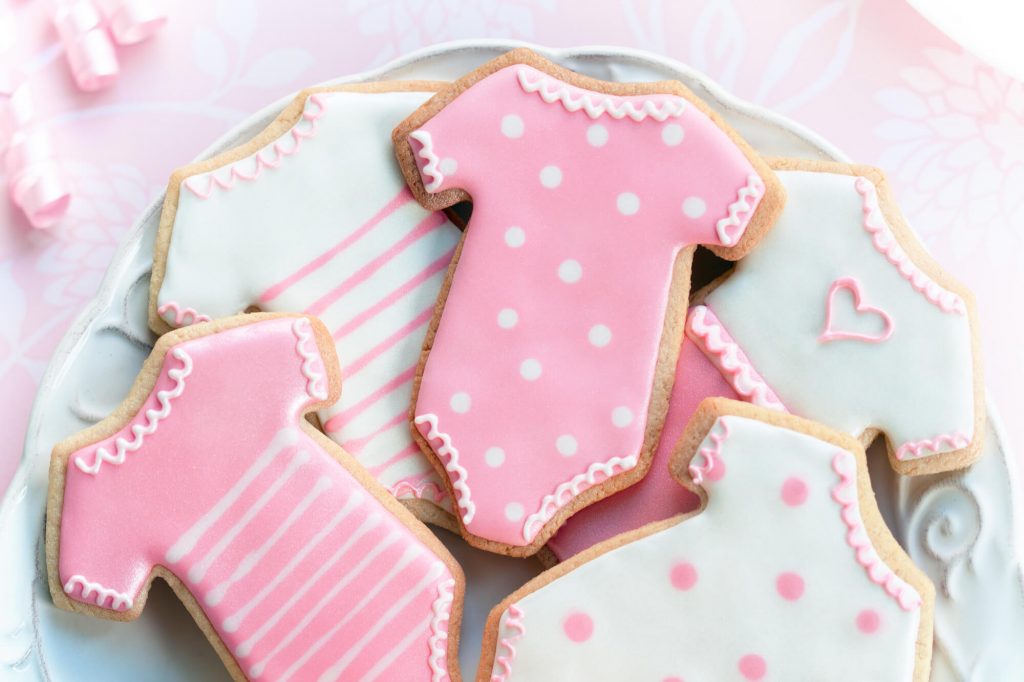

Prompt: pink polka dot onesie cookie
xmin=547 ymin=159 xmax=985 ymax=562
xmin=149 ymin=82 xmax=463 ymax=527
xmin=392 ymin=48 xmax=785 ymax=555
xmin=480 ymin=399 xmax=935 ymax=681
xmin=45 ymin=314 xmax=463 ymax=682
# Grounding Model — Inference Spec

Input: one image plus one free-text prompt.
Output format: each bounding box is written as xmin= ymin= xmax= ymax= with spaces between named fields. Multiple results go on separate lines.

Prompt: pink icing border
xmin=490 ymin=603 xmax=524 ymax=682
xmin=515 ymin=66 xmax=687 ymax=122
xmin=686 ymin=306 xmax=788 ymax=412
xmin=831 ymin=451 xmax=922 ymax=611
xmin=895 ymin=432 xmax=970 ymax=461
xmin=157 ymin=301 xmax=211 ymax=326
xmin=414 ymin=413 xmax=476 ymax=524
xmin=389 ymin=479 xmax=450 ymax=505
xmin=182 ymin=93 xmax=328 ymax=199
xmin=428 ymin=578 xmax=455 ymax=682
xmin=73 ymin=347 xmax=193 ymax=475
xmin=714 ymin=174 xmax=764 ymax=247
xmin=819 ymin=276 xmax=895 ymax=344
xmin=687 ymin=418 xmax=730 ymax=485
xmin=290 ymin=317 xmax=328 ymax=401
xmin=853 ymin=176 xmax=966 ymax=315
xmin=521 ymin=453 xmax=638 ymax=544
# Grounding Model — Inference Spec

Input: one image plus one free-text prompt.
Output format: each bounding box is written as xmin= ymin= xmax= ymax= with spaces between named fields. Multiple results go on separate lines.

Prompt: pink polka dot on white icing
xmin=588 ymin=324 xmax=612 ymax=347
xmin=450 ymin=392 xmax=471 ymax=414
xmin=781 ymin=477 xmax=808 ymax=507
xmin=504 ymin=502 xmax=525 ymax=521
xmin=682 ymin=196 xmax=706 ymax=219
xmin=857 ymin=609 xmax=881 ymax=634
xmin=616 ymin=192 xmax=640 ymax=216
xmin=670 ymin=561 xmax=698 ymax=591
xmin=738 ymin=654 xmax=766 ymax=680
xmin=661 ymin=123 xmax=685 ymax=146
xmin=612 ymin=406 xmax=633 ymax=428
xmin=562 ymin=612 xmax=594 ymax=643
xmin=558 ymin=259 xmax=582 ymax=283
xmin=497 ymin=308 xmax=518 ymax=329
xmin=540 ymin=165 xmax=563 ymax=188
xmin=504 ymin=226 xmax=525 ymax=248
xmin=485 ymin=446 xmax=505 ymax=468
xmin=776 ymin=572 xmax=805 ymax=601
xmin=556 ymin=435 xmax=578 ymax=457
xmin=520 ymin=358 xmax=542 ymax=381
xmin=586 ymin=123 xmax=608 ymax=147
xmin=501 ymin=114 xmax=524 ymax=138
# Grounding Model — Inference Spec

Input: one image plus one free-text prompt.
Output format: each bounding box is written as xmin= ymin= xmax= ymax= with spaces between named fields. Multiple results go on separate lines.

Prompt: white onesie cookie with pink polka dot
xmin=480 ymin=399 xmax=934 ymax=681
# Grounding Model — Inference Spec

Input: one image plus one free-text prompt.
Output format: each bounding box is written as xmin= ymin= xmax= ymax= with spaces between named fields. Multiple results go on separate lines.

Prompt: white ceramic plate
xmin=1 ymin=40 xmax=1020 ymax=681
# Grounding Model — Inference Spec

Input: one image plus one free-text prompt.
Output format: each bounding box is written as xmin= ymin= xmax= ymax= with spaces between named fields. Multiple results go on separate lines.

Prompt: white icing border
xmin=409 ymin=129 xmax=444 ymax=192
xmin=516 ymin=67 xmax=686 ymax=121
xmin=522 ymin=454 xmax=638 ymax=543
xmin=428 ymin=578 xmax=455 ymax=682
xmin=291 ymin=318 xmax=328 ymax=401
xmin=73 ymin=347 xmax=193 ymax=475
xmin=414 ymin=413 xmax=477 ymax=524
xmin=63 ymin=575 xmax=133 ymax=611
xmin=715 ymin=174 xmax=764 ymax=246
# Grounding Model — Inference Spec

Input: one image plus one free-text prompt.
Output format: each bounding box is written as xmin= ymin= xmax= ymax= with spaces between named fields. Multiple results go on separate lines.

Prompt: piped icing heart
xmin=819 ymin=277 xmax=894 ymax=344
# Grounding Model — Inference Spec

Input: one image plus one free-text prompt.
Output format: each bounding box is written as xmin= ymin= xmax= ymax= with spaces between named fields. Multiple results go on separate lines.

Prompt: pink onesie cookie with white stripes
xmin=45 ymin=314 xmax=463 ymax=682
xmin=480 ymin=400 xmax=935 ymax=681
xmin=393 ymin=49 xmax=784 ymax=554
xmin=150 ymin=82 xmax=462 ymax=525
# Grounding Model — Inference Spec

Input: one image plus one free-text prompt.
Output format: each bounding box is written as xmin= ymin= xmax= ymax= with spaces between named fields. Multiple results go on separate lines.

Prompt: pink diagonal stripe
xmin=259 ymin=188 xmax=413 ymax=304
xmin=367 ymin=443 xmax=426 ymax=478
xmin=323 ymin=364 xmax=417 ymax=433
xmin=332 ymin=248 xmax=454 ymax=342
xmin=341 ymin=410 xmax=409 ymax=453
xmin=343 ymin=306 xmax=435 ymax=378
xmin=305 ymin=213 xmax=447 ymax=317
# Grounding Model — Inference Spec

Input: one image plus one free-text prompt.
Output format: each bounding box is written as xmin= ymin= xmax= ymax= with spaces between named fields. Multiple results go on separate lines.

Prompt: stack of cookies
xmin=44 ymin=48 xmax=986 ymax=681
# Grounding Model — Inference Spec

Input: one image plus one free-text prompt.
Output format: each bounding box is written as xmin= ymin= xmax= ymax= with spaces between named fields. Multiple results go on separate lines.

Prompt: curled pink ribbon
xmin=53 ymin=0 xmax=119 ymax=92
xmin=95 ymin=0 xmax=167 ymax=46
xmin=0 ymin=79 xmax=72 ymax=229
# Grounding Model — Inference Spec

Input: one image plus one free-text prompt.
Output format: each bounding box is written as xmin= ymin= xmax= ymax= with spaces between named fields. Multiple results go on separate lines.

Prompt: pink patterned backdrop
xmin=1 ymin=0 xmax=1022 ymax=493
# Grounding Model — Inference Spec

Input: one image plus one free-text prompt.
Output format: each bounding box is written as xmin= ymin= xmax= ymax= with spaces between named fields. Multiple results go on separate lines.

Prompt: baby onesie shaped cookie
xmin=46 ymin=314 xmax=463 ymax=682
xmin=547 ymin=159 xmax=984 ymax=562
xmin=149 ymin=82 xmax=462 ymax=524
xmin=481 ymin=399 xmax=935 ymax=681
xmin=393 ymin=48 xmax=784 ymax=554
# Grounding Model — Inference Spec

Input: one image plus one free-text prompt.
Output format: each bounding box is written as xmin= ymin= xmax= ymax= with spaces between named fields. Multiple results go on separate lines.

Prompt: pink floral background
xmin=0 ymin=0 xmax=1022 ymax=493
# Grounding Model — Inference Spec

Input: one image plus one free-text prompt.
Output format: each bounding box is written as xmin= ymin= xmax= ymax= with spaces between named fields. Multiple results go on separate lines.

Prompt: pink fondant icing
xmin=405 ymin=60 xmax=767 ymax=548
xmin=57 ymin=316 xmax=457 ymax=681
xmin=547 ymin=337 xmax=736 ymax=561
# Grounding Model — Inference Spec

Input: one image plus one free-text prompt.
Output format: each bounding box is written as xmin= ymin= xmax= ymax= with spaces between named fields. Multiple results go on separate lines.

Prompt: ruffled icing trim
xmin=157 ymin=301 xmax=211 ymax=326
xmin=74 ymin=347 xmax=193 ymax=475
xmin=688 ymin=418 xmax=730 ymax=485
xmin=522 ymin=454 xmax=638 ymax=544
xmin=895 ymin=431 xmax=970 ymax=461
xmin=409 ymin=129 xmax=444 ymax=192
xmin=516 ymin=66 xmax=686 ymax=121
xmin=854 ymin=176 xmax=966 ymax=314
xmin=686 ymin=306 xmax=788 ymax=412
xmin=389 ymin=479 xmax=450 ymax=505
xmin=414 ymin=414 xmax=477 ymax=524
xmin=715 ymin=174 xmax=764 ymax=246
xmin=832 ymin=451 xmax=922 ymax=611
xmin=428 ymin=578 xmax=455 ymax=682
xmin=291 ymin=318 xmax=328 ymax=401
xmin=63 ymin=575 xmax=133 ymax=611
xmin=490 ymin=603 xmax=525 ymax=682
xmin=183 ymin=93 xmax=328 ymax=199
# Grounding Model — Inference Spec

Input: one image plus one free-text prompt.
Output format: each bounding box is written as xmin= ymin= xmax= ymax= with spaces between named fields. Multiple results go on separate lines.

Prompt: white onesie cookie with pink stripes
xmin=151 ymin=84 xmax=461 ymax=517
xmin=482 ymin=403 xmax=933 ymax=681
